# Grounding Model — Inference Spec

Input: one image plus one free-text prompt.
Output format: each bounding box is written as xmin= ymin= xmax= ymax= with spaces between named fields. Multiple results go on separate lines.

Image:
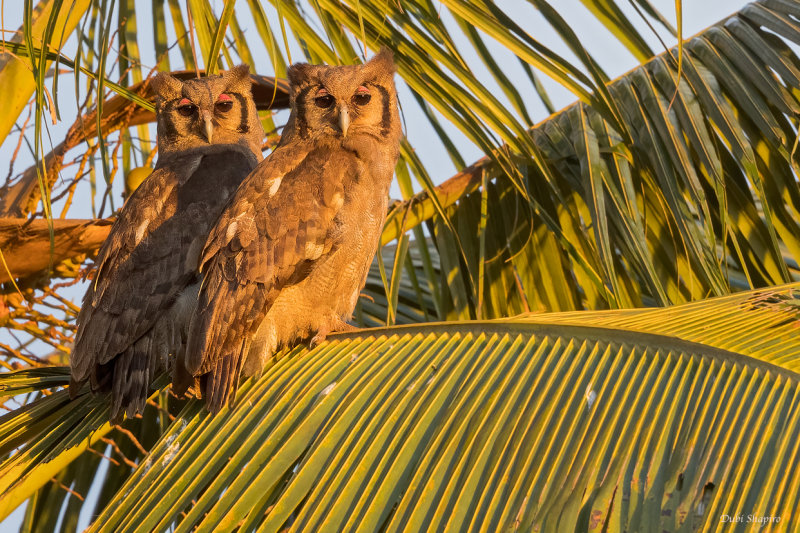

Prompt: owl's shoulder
xmin=112 ymin=165 xmax=179 ymax=235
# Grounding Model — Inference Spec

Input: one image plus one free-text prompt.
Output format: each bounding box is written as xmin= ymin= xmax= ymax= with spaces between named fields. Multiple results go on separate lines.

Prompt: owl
xmin=183 ymin=49 xmax=402 ymax=412
xmin=70 ymin=65 xmax=265 ymax=421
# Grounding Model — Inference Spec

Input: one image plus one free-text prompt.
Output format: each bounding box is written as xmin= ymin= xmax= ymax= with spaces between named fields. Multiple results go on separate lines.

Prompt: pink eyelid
xmin=217 ymin=93 xmax=232 ymax=102
xmin=178 ymin=98 xmax=192 ymax=106
xmin=316 ymin=88 xmax=329 ymax=97
xmin=356 ymin=86 xmax=370 ymax=93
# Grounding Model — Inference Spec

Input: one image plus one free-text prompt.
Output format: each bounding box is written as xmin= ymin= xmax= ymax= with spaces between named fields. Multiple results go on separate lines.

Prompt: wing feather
xmin=70 ymin=149 xmax=258 ymax=402
xmin=186 ymin=143 xmax=357 ymax=411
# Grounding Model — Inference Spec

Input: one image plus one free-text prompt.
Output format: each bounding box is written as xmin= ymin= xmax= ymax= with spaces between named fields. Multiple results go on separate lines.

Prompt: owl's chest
xmin=175 ymin=150 xmax=255 ymax=210
xmin=320 ymin=181 xmax=390 ymax=306
xmin=336 ymin=157 xmax=392 ymax=227
xmin=299 ymin=146 xmax=392 ymax=267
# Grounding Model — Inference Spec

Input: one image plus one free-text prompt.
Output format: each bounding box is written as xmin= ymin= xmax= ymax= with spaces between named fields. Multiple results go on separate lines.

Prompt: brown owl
xmin=70 ymin=65 xmax=265 ymax=421
xmin=183 ymin=49 xmax=402 ymax=412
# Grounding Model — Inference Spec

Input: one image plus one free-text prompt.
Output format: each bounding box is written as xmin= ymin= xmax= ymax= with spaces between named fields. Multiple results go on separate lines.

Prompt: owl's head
xmin=284 ymin=48 xmax=401 ymax=144
xmin=151 ymin=65 xmax=264 ymax=157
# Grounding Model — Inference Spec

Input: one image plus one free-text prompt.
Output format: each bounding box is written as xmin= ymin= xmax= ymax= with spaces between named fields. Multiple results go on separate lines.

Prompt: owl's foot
xmin=309 ymin=329 xmax=330 ymax=348
xmin=333 ymin=322 xmax=359 ymax=334
xmin=309 ymin=320 xmax=359 ymax=348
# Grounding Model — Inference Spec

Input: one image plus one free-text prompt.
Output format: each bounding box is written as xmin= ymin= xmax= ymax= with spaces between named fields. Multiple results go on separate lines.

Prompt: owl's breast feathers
xmin=70 ymin=147 xmax=258 ymax=418
xmin=186 ymin=138 xmax=396 ymax=412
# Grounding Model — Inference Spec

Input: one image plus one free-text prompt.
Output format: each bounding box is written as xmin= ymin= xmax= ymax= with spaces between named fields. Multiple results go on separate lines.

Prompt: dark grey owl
xmin=183 ymin=49 xmax=402 ymax=412
xmin=70 ymin=65 xmax=265 ymax=421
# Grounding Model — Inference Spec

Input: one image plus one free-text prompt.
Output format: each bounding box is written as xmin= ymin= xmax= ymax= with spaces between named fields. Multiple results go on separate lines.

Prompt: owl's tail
xmin=200 ymin=343 xmax=246 ymax=413
xmin=71 ymin=318 xmax=169 ymax=422
xmin=112 ymin=338 xmax=158 ymax=422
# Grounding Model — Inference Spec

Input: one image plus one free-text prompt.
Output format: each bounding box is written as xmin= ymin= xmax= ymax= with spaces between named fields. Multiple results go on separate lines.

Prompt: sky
xmin=0 ymin=0 xmax=750 ymax=530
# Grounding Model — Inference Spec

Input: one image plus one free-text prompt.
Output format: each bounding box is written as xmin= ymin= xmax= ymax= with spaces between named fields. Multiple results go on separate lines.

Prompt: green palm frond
xmin=4 ymin=283 xmax=799 ymax=530
xmin=382 ymin=0 xmax=800 ymax=319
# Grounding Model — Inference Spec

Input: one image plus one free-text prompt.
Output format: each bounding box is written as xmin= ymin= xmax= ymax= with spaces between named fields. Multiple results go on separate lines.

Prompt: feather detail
xmin=188 ymin=52 xmax=401 ymax=413
xmin=188 ymin=143 xmax=345 ymax=410
xmin=70 ymin=149 xmax=258 ymax=420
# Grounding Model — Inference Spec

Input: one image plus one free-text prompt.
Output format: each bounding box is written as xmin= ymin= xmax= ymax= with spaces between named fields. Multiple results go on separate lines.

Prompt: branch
xmin=0 ymin=217 xmax=112 ymax=283
xmin=381 ymin=156 xmax=490 ymax=245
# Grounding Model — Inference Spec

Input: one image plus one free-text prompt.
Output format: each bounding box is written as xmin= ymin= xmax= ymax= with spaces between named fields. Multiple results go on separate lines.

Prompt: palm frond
xmin=383 ymin=0 xmax=800 ymax=318
xmin=27 ymin=283 xmax=791 ymax=531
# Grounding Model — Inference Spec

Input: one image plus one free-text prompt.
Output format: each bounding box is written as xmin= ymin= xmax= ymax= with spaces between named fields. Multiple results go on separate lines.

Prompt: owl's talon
xmin=309 ymin=320 xmax=357 ymax=348
xmin=309 ymin=330 xmax=329 ymax=348
xmin=334 ymin=323 xmax=359 ymax=334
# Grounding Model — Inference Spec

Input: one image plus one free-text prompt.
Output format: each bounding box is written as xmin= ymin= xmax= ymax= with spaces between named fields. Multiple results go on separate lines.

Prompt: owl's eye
xmin=216 ymin=94 xmax=233 ymax=112
xmin=176 ymin=101 xmax=197 ymax=117
xmin=353 ymin=86 xmax=371 ymax=106
xmin=314 ymin=89 xmax=334 ymax=109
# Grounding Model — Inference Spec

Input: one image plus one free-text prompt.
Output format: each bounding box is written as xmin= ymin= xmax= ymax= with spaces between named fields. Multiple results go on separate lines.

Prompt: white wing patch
xmin=330 ymin=191 xmax=344 ymax=210
xmin=135 ymin=220 xmax=149 ymax=244
xmin=268 ymin=176 xmax=283 ymax=197
xmin=226 ymin=220 xmax=238 ymax=242
xmin=225 ymin=212 xmax=251 ymax=243
xmin=305 ymin=241 xmax=325 ymax=258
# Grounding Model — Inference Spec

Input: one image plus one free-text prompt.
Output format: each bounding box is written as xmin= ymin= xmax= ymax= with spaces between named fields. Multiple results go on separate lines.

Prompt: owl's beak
xmin=201 ymin=110 xmax=214 ymax=143
xmin=338 ymin=105 xmax=350 ymax=137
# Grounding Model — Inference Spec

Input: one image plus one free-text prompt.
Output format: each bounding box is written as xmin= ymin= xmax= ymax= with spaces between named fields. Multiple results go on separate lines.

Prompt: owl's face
xmin=286 ymin=49 xmax=401 ymax=144
xmin=151 ymin=66 xmax=264 ymax=157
